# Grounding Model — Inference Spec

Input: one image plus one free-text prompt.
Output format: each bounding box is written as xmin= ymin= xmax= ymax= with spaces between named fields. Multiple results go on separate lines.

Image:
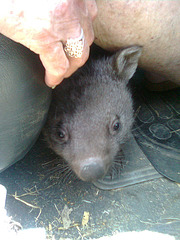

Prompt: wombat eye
xmin=110 ymin=119 xmax=121 ymax=135
xmin=59 ymin=130 xmax=65 ymax=139
xmin=57 ymin=128 xmax=68 ymax=143
xmin=113 ymin=121 xmax=120 ymax=131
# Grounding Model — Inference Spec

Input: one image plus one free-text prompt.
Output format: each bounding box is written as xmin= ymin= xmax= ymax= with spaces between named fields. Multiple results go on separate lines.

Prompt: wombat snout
xmin=78 ymin=158 xmax=105 ymax=182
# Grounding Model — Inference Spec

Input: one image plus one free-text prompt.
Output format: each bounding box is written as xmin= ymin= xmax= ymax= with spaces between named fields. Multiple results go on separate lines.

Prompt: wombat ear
xmin=114 ymin=46 xmax=142 ymax=82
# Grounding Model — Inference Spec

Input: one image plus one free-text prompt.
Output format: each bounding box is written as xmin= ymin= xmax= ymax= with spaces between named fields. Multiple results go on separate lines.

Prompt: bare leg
xmin=93 ymin=0 xmax=180 ymax=84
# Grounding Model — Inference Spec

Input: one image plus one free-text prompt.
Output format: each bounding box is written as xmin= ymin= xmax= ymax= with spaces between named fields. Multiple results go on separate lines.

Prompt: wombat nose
xmin=80 ymin=162 xmax=105 ymax=182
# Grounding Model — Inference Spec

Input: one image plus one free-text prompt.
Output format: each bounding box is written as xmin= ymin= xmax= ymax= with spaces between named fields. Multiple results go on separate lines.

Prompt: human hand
xmin=0 ymin=0 xmax=97 ymax=87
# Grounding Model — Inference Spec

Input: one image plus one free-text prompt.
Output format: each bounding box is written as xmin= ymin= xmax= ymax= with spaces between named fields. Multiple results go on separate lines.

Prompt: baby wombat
xmin=44 ymin=46 xmax=142 ymax=182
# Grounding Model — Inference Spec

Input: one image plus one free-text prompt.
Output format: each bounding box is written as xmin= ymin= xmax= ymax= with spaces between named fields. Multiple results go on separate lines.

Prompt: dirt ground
xmin=0 ymin=135 xmax=179 ymax=240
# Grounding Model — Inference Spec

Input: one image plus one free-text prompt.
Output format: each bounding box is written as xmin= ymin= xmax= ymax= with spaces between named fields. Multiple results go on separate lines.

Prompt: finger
xmin=84 ymin=23 xmax=95 ymax=46
xmin=82 ymin=0 xmax=97 ymax=46
xmin=44 ymin=71 xmax=64 ymax=88
xmin=86 ymin=0 xmax=98 ymax=21
xmin=63 ymin=38 xmax=90 ymax=78
xmin=80 ymin=13 xmax=95 ymax=46
xmin=39 ymin=42 xmax=69 ymax=87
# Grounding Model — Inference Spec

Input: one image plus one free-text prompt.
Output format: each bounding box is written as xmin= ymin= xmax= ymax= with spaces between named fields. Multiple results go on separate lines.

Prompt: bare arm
xmin=0 ymin=0 xmax=97 ymax=87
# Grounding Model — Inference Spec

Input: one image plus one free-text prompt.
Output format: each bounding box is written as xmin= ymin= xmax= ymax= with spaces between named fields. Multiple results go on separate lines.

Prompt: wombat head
xmin=44 ymin=46 xmax=142 ymax=181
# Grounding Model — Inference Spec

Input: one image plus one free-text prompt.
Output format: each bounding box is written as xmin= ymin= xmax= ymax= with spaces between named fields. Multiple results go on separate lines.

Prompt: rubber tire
xmin=0 ymin=34 xmax=52 ymax=172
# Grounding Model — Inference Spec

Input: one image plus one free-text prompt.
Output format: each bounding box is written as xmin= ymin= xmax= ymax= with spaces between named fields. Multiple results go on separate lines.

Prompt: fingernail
xmin=51 ymin=85 xmax=56 ymax=89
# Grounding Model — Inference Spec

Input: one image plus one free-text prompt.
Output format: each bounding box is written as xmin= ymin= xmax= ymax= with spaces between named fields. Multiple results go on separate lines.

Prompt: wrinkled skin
xmin=0 ymin=0 xmax=97 ymax=87
xmin=44 ymin=46 xmax=142 ymax=182
xmin=94 ymin=0 xmax=180 ymax=84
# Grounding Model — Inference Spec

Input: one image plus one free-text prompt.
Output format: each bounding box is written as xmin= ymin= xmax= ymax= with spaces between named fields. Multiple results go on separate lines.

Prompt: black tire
xmin=0 ymin=34 xmax=52 ymax=172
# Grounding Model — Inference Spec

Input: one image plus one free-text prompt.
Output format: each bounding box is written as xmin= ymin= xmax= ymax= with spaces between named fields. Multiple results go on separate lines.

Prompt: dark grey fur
xmin=44 ymin=46 xmax=142 ymax=182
